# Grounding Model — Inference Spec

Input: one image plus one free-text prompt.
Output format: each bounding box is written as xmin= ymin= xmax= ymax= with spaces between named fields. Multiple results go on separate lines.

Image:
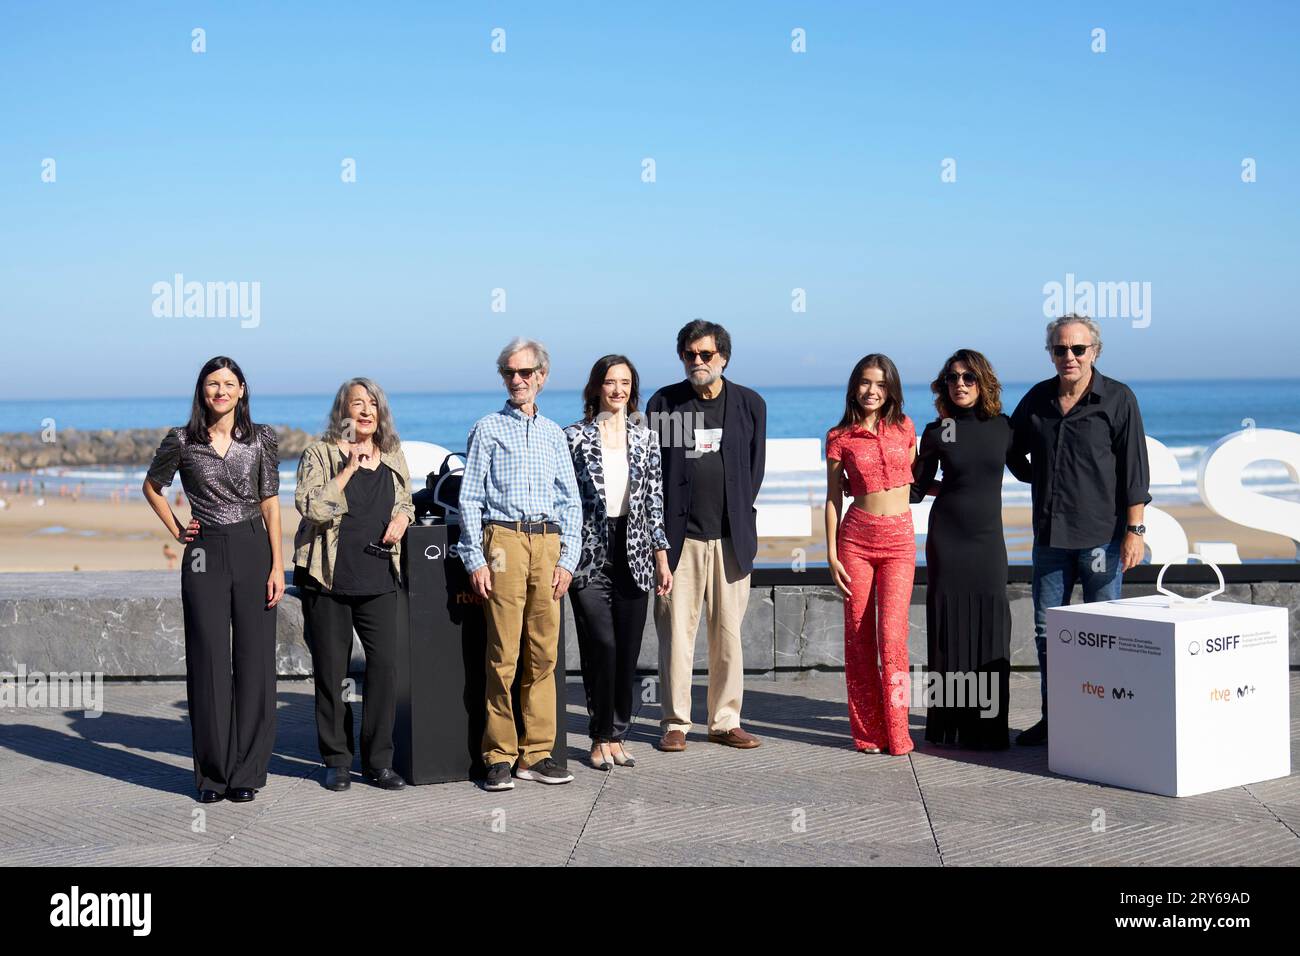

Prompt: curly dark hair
xmin=929 ymin=348 xmax=1003 ymax=419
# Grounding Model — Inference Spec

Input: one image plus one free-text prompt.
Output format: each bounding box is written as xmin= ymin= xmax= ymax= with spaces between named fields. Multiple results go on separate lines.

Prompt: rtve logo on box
xmin=1080 ymin=680 xmax=1136 ymax=700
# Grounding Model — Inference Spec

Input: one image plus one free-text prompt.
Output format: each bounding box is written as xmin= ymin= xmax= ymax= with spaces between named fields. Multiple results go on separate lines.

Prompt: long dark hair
xmin=832 ymin=353 xmax=905 ymax=433
xmin=581 ymin=354 xmax=641 ymax=422
xmin=930 ymin=348 xmax=1003 ymax=419
xmin=184 ymin=356 xmax=255 ymax=445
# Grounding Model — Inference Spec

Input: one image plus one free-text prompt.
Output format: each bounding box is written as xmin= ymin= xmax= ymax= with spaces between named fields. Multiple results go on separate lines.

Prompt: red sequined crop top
xmin=826 ymin=416 xmax=916 ymax=496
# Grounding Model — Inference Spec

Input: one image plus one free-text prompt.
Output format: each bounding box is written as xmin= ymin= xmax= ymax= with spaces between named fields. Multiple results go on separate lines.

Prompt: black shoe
xmin=324 ymin=767 xmax=351 ymax=791
xmin=483 ymin=762 xmax=514 ymax=792
xmin=364 ymin=768 xmax=407 ymax=791
xmin=1016 ymin=719 xmax=1049 ymax=746
xmin=226 ymin=787 xmax=256 ymax=803
xmin=514 ymin=757 xmax=574 ymax=785
xmin=198 ymin=789 xmax=224 ymax=804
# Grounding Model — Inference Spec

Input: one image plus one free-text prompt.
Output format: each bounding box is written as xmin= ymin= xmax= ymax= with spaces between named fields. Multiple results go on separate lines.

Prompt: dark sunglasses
xmin=499 ymin=366 xmax=540 ymax=380
xmin=682 ymin=349 xmax=717 ymax=363
xmin=944 ymin=371 xmax=978 ymax=386
xmin=1050 ymin=344 xmax=1091 ymax=358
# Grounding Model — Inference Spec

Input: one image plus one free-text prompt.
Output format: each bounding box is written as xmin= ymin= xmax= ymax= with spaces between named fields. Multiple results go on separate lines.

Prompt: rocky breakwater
xmin=0 ymin=425 xmax=316 ymax=471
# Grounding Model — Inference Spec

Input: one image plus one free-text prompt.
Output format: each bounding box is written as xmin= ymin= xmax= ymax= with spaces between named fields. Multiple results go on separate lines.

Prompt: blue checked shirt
xmin=456 ymin=400 xmax=583 ymax=574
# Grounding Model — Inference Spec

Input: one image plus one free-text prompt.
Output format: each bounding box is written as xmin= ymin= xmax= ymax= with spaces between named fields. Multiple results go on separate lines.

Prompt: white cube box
xmin=1047 ymin=592 xmax=1290 ymax=797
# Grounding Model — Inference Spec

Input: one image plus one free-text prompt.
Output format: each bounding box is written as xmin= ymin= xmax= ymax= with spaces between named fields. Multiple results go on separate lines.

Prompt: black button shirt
xmin=1009 ymin=369 xmax=1151 ymax=549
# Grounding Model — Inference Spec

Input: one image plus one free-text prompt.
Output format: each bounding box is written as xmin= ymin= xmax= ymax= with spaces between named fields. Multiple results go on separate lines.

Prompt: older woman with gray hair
xmin=294 ymin=377 xmax=415 ymax=791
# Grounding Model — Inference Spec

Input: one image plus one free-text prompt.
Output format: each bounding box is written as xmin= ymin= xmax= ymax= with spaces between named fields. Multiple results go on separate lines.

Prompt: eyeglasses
xmin=499 ymin=366 xmax=540 ymax=381
xmin=1050 ymin=344 xmax=1091 ymax=358
xmin=682 ymin=349 xmax=717 ymax=364
xmin=944 ymin=371 xmax=978 ymax=386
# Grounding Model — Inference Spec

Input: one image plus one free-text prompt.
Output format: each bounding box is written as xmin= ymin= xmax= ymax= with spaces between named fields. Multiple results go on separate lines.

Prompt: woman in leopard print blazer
xmin=564 ymin=354 xmax=672 ymax=771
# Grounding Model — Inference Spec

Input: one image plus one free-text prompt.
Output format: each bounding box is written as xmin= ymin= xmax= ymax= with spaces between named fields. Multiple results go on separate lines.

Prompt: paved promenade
xmin=2 ymin=673 xmax=1297 ymax=866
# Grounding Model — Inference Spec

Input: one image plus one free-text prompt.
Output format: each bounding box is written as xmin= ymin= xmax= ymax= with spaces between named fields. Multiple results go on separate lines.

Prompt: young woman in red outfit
xmin=825 ymin=354 xmax=917 ymax=755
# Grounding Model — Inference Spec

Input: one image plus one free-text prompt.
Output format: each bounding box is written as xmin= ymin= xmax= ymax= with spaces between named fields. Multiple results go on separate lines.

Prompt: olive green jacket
xmin=292 ymin=439 xmax=416 ymax=591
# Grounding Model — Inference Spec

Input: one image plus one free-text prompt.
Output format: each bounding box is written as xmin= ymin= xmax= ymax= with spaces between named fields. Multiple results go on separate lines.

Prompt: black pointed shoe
xmin=1016 ymin=719 xmax=1049 ymax=746
xmin=226 ymin=787 xmax=256 ymax=803
xmin=198 ymin=789 xmax=224 ymax=804
xmin=364 ymin=768 xmax=407 ymax=791
xmin=324 ymin=767 xmax=352 ymax=791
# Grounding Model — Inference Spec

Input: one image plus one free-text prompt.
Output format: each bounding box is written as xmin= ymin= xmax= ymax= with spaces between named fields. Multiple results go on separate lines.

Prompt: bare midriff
xmin=850 ymin=484 xmax=911 ymax=517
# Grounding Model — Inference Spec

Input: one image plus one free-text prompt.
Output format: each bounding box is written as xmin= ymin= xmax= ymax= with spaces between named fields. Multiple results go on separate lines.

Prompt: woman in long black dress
xmin=912 ymin=349 xmax=1030 ymax=749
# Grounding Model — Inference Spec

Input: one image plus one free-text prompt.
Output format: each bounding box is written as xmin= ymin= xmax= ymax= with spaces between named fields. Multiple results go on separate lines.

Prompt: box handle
xmin=1154 ymin=556 xmax=1226 ymax=603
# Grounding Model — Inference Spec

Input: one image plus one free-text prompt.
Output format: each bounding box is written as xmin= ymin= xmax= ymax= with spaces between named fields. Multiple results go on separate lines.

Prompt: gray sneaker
xmin=483 ymin=761 xmax=514 ymax=791
xmin=514 ymin=757 xmax=574 ymax=785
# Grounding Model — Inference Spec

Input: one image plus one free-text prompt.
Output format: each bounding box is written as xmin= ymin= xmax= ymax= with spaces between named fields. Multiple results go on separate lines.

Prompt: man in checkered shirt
xmin=457 ymin=337 xmax=583 ymax=791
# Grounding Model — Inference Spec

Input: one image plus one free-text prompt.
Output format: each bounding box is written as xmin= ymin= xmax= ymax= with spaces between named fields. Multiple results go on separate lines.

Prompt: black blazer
xmin=645 ymin=377 xmax=766 ymax=576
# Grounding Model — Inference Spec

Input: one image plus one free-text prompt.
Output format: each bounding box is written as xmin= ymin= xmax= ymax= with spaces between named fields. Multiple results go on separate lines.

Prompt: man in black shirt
xmin=1010 ymin=314 xmax=1151 ymax=745
xmin=647 ymin=320 xmax=766 ymax=752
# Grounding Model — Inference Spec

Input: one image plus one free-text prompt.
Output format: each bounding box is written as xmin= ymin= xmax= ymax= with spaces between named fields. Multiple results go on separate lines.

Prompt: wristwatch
xmin=1126 ymin=524 xmax=1146 ymax=536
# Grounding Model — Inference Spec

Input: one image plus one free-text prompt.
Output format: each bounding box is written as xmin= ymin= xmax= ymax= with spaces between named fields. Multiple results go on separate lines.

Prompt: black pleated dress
xmin=912 ymin=408 xmax=1031 ymax=749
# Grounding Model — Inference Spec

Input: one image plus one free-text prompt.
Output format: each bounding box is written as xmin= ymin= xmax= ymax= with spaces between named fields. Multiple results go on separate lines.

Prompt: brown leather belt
xmin=486 ymin=519 xmax=560 ymax=535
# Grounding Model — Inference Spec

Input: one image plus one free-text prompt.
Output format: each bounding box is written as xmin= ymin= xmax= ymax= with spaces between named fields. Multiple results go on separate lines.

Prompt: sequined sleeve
xmin=256 ymin=424 xmax=280 ymax=500
xmin=146 ymin=428 xmax=183 ymax=488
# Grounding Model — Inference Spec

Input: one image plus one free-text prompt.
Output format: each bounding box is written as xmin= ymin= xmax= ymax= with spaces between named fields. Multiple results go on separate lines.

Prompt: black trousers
xmin=180 ymin=516 xmax=277 ymax=793
xmin=570 ymin=516 xmax=649 ymax=742
xmin=297 ymin=569 xmax=398 ymax=772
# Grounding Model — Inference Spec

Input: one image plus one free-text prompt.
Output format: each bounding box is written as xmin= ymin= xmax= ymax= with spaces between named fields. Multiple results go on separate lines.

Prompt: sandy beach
xmin=0 ymin=494 xmax=1292 ymax=574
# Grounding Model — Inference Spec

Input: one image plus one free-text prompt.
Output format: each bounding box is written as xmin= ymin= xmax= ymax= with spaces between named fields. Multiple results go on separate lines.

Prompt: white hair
xmin=1045 ymin=313 xmax=1103 ymax=359
xmin=496 ymin=337 xmax=550 ymax=374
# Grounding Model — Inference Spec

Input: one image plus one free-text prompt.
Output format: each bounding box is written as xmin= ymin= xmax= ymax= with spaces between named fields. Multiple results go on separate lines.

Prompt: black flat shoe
xmin=363 ymin=768 xmax=407 ymax=791
xmin=226 ymin=787 xmax=256 ymax=803
xmin=198 ymin=789 xmax=224 ymax=804
xmin=1016 ymin=719 xmax=1049 ymax=746
xmin=324 ymin=767 xmax=352 ymax=791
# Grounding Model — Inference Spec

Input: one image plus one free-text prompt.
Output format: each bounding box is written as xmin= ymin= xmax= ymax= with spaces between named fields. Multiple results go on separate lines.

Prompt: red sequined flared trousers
xmin=837 ymin=506 xmax=916 ymax=755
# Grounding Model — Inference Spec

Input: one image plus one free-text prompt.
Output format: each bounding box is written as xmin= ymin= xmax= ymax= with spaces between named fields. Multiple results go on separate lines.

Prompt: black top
xmin=682 ymin=382 xmax=729 ymax=541
xmin=913 ymin=409 xmax=1032 ymax=588
xmin=1009 ymin=369 xmax=1151 ymax=549
xmin=331 ymin=462 xmax=397 ymax=596
xmin=647 ymin=377 xmax=767 ymax=577
xmin=147 ymin=424 xmax=279 ymax=527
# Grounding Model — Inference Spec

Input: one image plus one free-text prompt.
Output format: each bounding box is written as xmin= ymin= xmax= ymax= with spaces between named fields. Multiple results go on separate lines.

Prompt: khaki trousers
xmin=481 ymin=524 xmax=561 ymax=767
xmin=654 ymin=535 xmax=749 ymax=734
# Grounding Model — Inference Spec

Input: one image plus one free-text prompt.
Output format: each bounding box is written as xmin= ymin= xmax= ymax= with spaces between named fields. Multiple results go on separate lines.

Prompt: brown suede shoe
xmin=708 ymin=727 xmax=761 ymax=749
xmin=658 ymin=729 xmax=687 ymax=752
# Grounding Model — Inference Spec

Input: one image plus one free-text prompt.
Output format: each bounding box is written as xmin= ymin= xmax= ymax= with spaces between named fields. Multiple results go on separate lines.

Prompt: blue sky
xmin=2 ymin=1 xmax=1297 ymax=399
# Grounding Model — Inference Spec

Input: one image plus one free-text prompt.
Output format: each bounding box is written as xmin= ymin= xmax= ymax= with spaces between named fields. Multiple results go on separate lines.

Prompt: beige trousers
xmin=481 ymin=524 xmax=561 ymax=767
xmin=654 ymin=535 xmax=749 ymax=734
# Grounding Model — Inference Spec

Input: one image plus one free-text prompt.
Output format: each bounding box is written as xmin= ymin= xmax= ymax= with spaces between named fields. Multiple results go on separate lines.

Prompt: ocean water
xmin=3 ymin=380 xmax=1299 ymax=508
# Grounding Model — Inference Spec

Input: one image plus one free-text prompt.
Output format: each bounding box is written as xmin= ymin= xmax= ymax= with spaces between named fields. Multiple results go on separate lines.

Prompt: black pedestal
xmin=394 ymin=522 xmax=567 ymax=784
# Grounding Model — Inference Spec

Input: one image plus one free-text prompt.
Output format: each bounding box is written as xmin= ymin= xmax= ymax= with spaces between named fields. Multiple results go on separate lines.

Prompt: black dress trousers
xmin=298 ymin=569 xmax=399 ymax=772
xmin=180 ymin=517 xmax=278 ymax=792
xmin=569 ymin=516 xmax=649 ymax=742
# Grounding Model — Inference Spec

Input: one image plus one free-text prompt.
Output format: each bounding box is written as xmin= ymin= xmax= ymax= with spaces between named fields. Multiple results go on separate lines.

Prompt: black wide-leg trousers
xmin=297 ymin=570 xmax=398 ymax=773
xmin=180 ymin=516 xmax=278 ymax=793
xmin=570 ymin=516 xmax=649 ymax=742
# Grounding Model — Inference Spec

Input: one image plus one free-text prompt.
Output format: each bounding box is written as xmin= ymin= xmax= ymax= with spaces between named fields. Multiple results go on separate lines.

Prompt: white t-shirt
xmin=601 ymin=443 xmax=629 ymax=517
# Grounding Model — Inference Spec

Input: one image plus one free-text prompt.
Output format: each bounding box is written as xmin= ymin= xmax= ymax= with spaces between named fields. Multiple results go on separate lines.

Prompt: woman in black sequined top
xmin=142 ymin=356 xmax=284 ymax=804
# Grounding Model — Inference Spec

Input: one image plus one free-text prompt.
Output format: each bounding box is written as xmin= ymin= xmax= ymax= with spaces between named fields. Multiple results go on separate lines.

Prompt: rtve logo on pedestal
xmin=1080 ymin=680 xmax=1136 ymax=701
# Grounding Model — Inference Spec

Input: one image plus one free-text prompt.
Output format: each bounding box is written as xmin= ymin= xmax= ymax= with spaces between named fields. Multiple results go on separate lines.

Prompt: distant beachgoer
xmin=163 ymin=542 xmax=179 ymax=570
xmin=825 ymin=353 xmax=916 ymax=756
xmin=142 ymin=355 xmax=284 ymax=805
xmin=1009 ymin=314 xmax=1151 ymax=746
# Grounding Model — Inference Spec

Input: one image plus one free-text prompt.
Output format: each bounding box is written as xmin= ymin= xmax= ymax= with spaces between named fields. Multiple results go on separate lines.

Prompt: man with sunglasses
xmin=1009 ymin=314 xmax=1151 ymax=746
xmin=646 ymin=319 xmax=767 ymax=752
xmin=457 ymin=337 xmax=583 ymax=790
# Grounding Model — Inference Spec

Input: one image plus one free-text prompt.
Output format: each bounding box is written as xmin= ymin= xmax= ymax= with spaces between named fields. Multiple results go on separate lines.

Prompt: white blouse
xmin=600 ymin=442 xmax=630 ymax=517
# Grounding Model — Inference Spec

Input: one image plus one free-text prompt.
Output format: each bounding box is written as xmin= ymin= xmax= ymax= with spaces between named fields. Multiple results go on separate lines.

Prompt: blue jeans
xmin=1031 ymin=536 xmax=1124 ymax=717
